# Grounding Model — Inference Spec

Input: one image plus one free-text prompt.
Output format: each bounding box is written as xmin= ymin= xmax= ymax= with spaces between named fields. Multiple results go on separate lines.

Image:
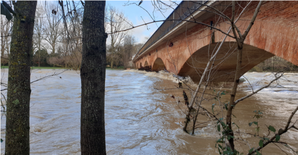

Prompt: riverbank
xmin=0 ymin=66 xmax=66 ymax=69
xmin=1 ymin=66 xmax=132 ymax=70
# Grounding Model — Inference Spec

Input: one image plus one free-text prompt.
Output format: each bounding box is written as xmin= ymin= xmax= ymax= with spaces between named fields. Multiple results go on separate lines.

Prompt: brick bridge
xmin=132 ymin=1 xmax=298 ymax=82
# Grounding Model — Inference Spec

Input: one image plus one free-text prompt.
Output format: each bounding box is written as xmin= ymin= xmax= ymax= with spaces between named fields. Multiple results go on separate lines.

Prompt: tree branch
xmin=234 ymin=72 xmax=283 ymax=105
xmin=248 ymin=106 xmax=298 ymax=155
xmin=1 ymin=69 xmax=68 ymax=91
xmin=242 ymin=1 xmax=262 ymax=39
xmin=109 ymin=19 xmax=235 ymax=39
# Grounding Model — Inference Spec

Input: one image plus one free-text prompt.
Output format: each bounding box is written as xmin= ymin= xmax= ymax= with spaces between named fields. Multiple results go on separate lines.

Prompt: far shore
xmin=1 ymin=66 xmax=297 ymax=73
xmin=1 ymin=66 xmax=130 ymax=70
xmin=1 ymin=66 xmax=66 ymax=69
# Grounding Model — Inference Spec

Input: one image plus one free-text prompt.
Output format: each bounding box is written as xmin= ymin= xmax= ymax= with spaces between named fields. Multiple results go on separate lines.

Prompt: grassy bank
xmin=1 ymin=66 xmax=131 ymax=70
xmin=1 ymin=66 xmax=66 ymax=69
xmin=106 ymin=66 xmax=126 ymax=70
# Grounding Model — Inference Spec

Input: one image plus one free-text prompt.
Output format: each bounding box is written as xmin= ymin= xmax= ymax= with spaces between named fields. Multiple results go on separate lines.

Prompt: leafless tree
xmin=0 ymin=14 xmax=12 ymax=65
xmin=122 ymin=35 xmax=135 ymax=68
xmin=33 ymin=4 xmax=46 ymax=67
xmin=106 ymin=5 xmax=130 ymax=68
xmin=43 ymin=2 xmax=61 ymax=55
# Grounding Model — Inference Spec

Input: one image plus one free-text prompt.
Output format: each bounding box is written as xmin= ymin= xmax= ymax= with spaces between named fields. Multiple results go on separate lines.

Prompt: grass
xmin=2 ymin=65 xmax=132 ymax=70
xmin=106 ymin=66 xmax=126 ymax=70
xmin=1 ymin=66 xmax=66 ymax=69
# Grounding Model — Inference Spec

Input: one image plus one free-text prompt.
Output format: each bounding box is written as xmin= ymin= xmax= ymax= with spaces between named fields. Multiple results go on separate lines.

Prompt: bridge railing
xmin=134 ymin=1 xmax=208 ymax=61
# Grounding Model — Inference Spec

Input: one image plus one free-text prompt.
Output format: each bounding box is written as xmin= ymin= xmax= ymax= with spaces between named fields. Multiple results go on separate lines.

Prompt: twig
xmin=80 ymin=0 xmax=84 ymax=7
xmin=242 ymin=75 xmax=254 ymax=93
xmin=109 ymin=19 xmax=235 ymax=38
xmin=234 ymin=72 xmax=283 ymax=105
xmin=242 ymin=1 xmax=262 ymax=39
xmin=248 ymin=106 xmax=298 ymax=155
xmin=273 ymin=143 xmax=288 ymax=155
xmin=1 ymin=69 xmax=68 ymax=91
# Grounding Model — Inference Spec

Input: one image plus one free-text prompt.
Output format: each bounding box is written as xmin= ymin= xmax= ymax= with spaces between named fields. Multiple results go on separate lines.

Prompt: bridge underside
xmin=178 ymin=42 xmax=274 ymax=83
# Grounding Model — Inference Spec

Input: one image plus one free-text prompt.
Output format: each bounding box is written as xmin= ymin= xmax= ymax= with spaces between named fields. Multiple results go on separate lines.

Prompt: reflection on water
xmin=1 ymin=69 xmax=298 ymax=154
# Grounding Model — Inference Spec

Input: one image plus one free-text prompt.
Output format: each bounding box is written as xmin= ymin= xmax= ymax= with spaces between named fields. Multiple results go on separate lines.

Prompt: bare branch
xmin=80 ymin=0 xmax=84 ymax=7
xmin=109 ymin=19 xmax=235 ymax=39
xmin=234 ymin=73 xmax=283 ymax=105
xmin=242 ymin=1 xmax=262 ymax=39
xmin=285 ymin=106 xmax=298 ymax=130
xmin=58 ymin=0 xmax=70 ymax=41
xmin=1 ymin=69 xmax=68 ymax=91
xmin=131 ymin=2 xmax=159 ymax=27
xmin=157 ymin=0 xmax=175 ymax=10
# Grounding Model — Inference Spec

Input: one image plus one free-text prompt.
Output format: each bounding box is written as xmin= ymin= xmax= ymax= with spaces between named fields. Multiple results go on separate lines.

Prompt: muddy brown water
xmin=1 ymin=69 xmax=298 ymax=154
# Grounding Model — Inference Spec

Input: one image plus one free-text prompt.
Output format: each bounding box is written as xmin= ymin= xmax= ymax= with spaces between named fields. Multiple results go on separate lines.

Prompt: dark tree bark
xmin=5 ymin=1 xmax=37 ymax=154
xmin=81 ymin=1 xmax=107 ymax=154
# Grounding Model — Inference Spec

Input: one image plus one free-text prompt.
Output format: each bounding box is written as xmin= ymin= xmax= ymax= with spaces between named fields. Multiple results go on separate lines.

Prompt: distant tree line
xmin=1 ymin=2 xmax=142 ymax=69
xmin=251 ymin=56 xmax=298 ymax=72
xmin=106 ymin=36 xmax=143 ymax=69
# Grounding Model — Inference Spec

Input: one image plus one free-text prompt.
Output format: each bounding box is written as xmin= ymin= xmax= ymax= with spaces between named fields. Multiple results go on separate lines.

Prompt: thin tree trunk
xmin=226 ymin=1 xmax=262 ymax=151
xmin=81 ymin=1 xmax=107 ymax=154
xmin=5 ymin=1 xmax=37 ymax=154
xmin=226 ymin=45 xmax=243 ymax=151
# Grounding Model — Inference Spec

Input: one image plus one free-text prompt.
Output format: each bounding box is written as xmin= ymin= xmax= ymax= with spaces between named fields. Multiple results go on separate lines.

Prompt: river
xmin=1 ymin=69 xmax=298 ymax=154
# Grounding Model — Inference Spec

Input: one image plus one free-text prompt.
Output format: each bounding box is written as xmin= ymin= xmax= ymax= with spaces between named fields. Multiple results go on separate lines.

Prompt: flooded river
xmin=1 ymin=69 xmax=298 ymax=154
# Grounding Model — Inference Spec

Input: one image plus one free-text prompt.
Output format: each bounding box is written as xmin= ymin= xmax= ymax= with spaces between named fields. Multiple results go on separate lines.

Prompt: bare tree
xmin=0 ymin=14 xmax=11 ymax=65
xmin=122 ymin=35 xmax=135 ymax=68
xmin=57 ymin=0 xmax=84 ymax=69
xmin=106 ymin=5 xmax=130 ymax=68
xmin=225 ymin=1 xmax=263 ymax=151
xmin=44 ymin=2 xmax=61 ymax=55
xmin=33 ymin=4 xmax=46 ymax=67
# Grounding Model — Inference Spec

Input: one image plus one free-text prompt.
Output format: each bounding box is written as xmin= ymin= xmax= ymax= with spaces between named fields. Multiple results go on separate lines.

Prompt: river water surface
xmin=1 ymin=69 xmax=298 ymax=154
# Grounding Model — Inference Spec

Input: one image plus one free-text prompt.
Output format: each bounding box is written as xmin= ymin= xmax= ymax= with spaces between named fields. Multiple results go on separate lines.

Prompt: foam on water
xmin=239 ymin=72 xmax=298 ymax=101
xmin=125 ymin=69 xmax=197 ymax=87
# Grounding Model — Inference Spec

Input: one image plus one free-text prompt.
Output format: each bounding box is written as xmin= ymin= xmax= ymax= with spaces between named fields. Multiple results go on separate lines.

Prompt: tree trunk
xmin=5 ymin=1 xmax=37 ymax=154
xmin=81 ymin=1 xmax=107 ymax=154
xmin=226 ymin=45 xmax=243 ymax=151
xmin=111 ymin=59 xmax=114 ymax=68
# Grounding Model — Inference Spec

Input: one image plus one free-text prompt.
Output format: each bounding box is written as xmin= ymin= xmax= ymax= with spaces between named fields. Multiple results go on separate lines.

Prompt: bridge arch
xmin=144 ymin=61 xmax=149 ymax=67
xmin=152 ymin=58 xmax=166 ymax=71
xmin=178 ymin=42 xmax=274 ymax=82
